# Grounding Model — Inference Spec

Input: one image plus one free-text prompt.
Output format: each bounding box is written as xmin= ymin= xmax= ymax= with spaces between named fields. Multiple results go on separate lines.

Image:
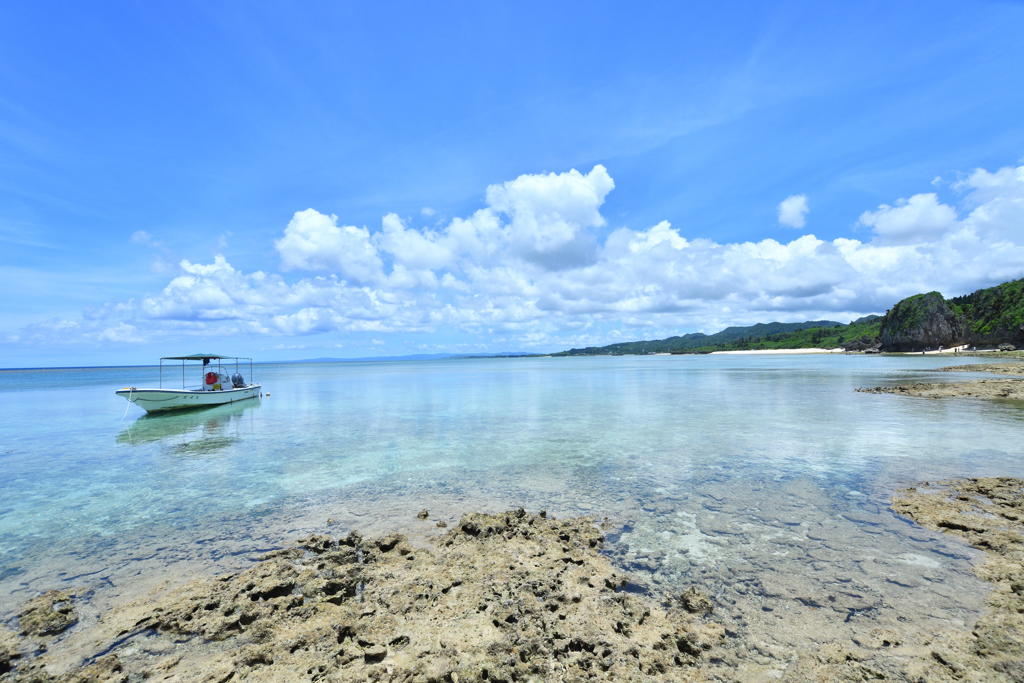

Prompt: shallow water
xmin=1 ymin=354 xmax=1021 ymax=663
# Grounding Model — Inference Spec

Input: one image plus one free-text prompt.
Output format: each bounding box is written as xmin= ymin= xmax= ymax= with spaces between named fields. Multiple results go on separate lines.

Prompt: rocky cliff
xmin=880 ymin=279 xmax=1024 ymax=352
xmin=879 ymin=292 xmax=965 ymax=351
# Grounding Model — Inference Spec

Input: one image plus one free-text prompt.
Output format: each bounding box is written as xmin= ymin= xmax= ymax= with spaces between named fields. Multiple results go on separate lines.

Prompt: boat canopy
xmin=160 ymin=354 xmax=249 ymax=361
xmin=157 ymin=354 xmax=255 ymax=389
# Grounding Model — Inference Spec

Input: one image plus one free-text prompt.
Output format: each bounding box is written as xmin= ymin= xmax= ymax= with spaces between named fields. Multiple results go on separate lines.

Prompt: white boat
xmin=116 ymin=354 xmax=261 ymax=414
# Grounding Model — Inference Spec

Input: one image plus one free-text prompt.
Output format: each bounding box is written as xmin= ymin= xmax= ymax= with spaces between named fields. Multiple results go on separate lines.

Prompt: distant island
xmin=554 ymin=277 xmax=1024 ymax=356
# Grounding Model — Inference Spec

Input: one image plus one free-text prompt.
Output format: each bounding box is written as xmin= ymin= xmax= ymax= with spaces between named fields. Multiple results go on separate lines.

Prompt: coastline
xmin=709 ymin=346 xmax=1019 ymax=356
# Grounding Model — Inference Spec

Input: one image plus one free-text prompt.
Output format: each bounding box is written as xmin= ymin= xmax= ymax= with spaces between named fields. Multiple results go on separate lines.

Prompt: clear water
xmin=1 ymin=355 xmax=1021 ymax=651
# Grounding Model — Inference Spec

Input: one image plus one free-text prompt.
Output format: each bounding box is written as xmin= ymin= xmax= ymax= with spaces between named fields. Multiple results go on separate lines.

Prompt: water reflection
xmin=116 ymin=400 xmax=259 ymax=454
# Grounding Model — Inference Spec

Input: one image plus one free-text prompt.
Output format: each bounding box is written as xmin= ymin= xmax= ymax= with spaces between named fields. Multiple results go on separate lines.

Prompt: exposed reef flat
xmin=0 ymin=510 xmax=726 ymax=682
xmin=934 ymin=363 xmax=1024 ymax=376
xmin=857 ymin=379 xmax=1024 ymax=400
xmin=891 ymin=478 xmax=1024 ymax=681
xmin=5 ymin=488 xmax=1024 ymax=682
xmin=857 ymin=362 xmax=1024 ymax=399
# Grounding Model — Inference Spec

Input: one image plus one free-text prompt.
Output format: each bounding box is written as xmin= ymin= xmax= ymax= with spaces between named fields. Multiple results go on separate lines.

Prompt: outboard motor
xmin=232 ymin=372 xmax=245 ymax=388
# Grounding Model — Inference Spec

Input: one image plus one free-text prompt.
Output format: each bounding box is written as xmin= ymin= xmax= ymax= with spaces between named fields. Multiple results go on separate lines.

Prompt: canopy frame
xmin=158 ymin=355 xmax=254 ymax=390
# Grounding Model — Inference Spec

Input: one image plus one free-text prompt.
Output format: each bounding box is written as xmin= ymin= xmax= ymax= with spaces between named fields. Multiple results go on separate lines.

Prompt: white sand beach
xmin=710 ymin=347 xmax=846 ymax=355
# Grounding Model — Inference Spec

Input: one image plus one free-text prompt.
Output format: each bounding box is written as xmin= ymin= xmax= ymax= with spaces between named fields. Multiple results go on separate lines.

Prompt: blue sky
xmin=2 ymin=1 xmax=1024 ymax=366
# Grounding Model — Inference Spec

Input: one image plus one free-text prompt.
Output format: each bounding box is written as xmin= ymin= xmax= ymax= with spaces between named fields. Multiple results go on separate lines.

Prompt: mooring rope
xmin=120 ymin=387 xmax=134 ymax=421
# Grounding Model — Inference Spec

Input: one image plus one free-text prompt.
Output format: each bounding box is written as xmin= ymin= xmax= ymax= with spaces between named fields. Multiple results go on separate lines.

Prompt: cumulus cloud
xmin=275 ymin=209 xmax=384 ymax=284
xmin=777 ymin=194 xmax=809 ymax=228
xmin=859 ymin=193 xmax=958 ymax=245
xmin=956 ymin=165 xmax=1024 ymax=241
xmin=15 ymin=163 xmax=1024 ymax=350
xmin=377 ymin=213 xmax=452 ymax=271
xmin=486 ymin=165 xmax=613 ymax=264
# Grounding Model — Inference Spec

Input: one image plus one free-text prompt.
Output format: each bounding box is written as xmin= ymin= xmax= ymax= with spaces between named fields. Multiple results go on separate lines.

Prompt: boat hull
xmin=116 ymin=385 xmax=261 ymax=413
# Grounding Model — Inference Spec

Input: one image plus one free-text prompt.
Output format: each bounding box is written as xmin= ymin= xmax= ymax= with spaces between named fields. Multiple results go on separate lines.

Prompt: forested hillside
xmin=554 ymin=316 xmax=882 ymax=356
xmin=553 ymin=276 xmax=1022 ymax=356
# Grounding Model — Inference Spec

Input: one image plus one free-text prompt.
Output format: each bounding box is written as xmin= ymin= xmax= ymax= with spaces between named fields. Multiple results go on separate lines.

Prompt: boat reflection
xmin=116 ymin=399 xmax=259 ymax=454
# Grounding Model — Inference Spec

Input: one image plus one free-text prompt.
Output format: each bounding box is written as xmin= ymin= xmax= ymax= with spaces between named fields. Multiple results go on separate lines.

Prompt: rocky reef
xmin=856 ymin=378 xmax=1024 ymax=400
xmin=857 ymin=361 xmax=1024 ymax=399
xmin=891 ymin=478 xmax=1024 ymax=681
xmin=0 ymin=510 xmax=725 ymax=682
xmin=935 ymin=362 xmax=1024 ymax=376
xmin=10 ymin=495 xmax=1024 ymax=681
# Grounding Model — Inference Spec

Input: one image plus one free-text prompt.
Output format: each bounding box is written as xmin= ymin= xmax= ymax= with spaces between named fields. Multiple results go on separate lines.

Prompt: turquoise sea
xmin=1 ymin=354 xmax=1022 ymax=647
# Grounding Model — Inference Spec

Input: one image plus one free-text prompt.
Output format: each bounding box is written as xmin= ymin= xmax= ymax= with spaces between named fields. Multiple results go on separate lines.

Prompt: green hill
xmin=952 ymin=278 xmax=1024 ymax=344
xmin=553 ymin=317 xmax=883 ymax=356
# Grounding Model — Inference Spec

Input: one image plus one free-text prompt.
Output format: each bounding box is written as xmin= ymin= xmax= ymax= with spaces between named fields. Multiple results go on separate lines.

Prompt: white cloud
xmin=274 ymin=209 xmax=385 ymax=284
xmin=130 ymin=230 xmax=154 ymax=245
xmin=777 ymin=194 xmax=809 ymax=228
xmin=97 ymin=323 xmax=142 ymax=343
xmin=957 ymin=165 xmax=1024 ymax=242
xmin=9 ymin=318 xmax=144 ymax=345
xmin=376 ymin=213 xmax=452 ymax=271
xmin=421 ymin=207 xmax=435 ymax=217
xmin=15 ymin=163 xmax=1024 ymax=351
xmin=858 ymin=193 xmax=958 ymax=245
xmin=486 ymin=165 xmax=613 ymax=262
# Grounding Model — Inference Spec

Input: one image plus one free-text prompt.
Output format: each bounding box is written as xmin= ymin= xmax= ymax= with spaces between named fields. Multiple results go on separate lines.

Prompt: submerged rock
xmin=17 ymin=589 xmax=78 ymax=637
xmin=678 ymin=587 xmax=713 ymax=615
xmin=0 ymin=629 xmax=21 ymax=675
